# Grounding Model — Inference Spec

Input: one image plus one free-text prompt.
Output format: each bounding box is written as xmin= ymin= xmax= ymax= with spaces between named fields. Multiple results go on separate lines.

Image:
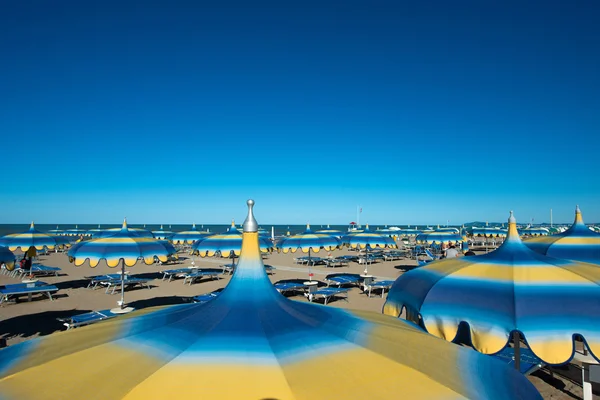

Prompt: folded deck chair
xmin=491 ymin=346 xmax=545 ymax=375
xmin=306 ymin=287 xmax=349 ymax=305
xmin=57 ymin=309 xmax=119 ymax=330
xmin=182 ymin=269 xmax=222 ymax=286
xmin=0 ymin=281 xmax=59 ymax=304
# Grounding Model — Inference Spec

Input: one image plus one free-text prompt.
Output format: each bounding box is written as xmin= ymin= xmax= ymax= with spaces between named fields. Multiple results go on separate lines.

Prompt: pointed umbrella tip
xmin=243 ymin=199 xmax=258 ymax=232
xmin=122 ymin=218 xmax=128 ymax=229
xmin=576 ymin=205 xmax=581 ymax=213
xmin=508 ymin=211 xmax=516 ymax=224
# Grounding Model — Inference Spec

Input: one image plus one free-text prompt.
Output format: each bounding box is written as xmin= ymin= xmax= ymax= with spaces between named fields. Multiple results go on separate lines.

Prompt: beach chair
xmin=323 ymin=258 xmax=349 ymax=268
xmin=182 ymin=269 xmax=222 ymax=285
xmin=101 ymin=277 xmax=152 ymax=295
xmin=191 ymin=288 xmax=225 ymax=304
xmin=0 ymin=281 xmax=59 ymax=304
xmin=363 ymin=279 xmax=395 ymax=298
xmin=57 ymin=309 xmax=119 ymax=330
xmin=85 ymin=273 xmax=126 ymax=289
xmin=161 ymin=268 xmax=196 ymax=282
xmin=29 ymin=264 xmax=62 ymax=277
xmin=491 ymin=346 xmax=545 ymax=375
xmin=325 ymin=273 xmax=362 ymax=288
xmin=306 ymin=287 xmax=349 ymax=305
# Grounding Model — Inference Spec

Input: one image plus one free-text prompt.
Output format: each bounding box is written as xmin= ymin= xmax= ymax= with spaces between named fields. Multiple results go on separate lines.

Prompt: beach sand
xmin=0 ymin=247 xmax=596 ymax=399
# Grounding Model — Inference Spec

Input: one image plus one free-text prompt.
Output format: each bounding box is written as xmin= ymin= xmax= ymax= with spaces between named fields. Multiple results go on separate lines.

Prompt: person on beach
xmin=445 ymin=244 xmax=460 ymax=258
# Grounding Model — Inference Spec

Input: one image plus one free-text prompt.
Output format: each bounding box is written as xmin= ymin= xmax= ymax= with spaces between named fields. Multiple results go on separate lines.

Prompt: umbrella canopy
xmin=1 ymin=222 xmax=70 ymax=253
xmin=94 ymin=227 xmax=155 ymax=239
xmin=396 ymin=228 xmax=421 ymax=237
xmin=384 ymin=211 xmax=600 ymax=365
xmin=524 ymin=206 xmax=600 ymax=265
xmin=47 ymin=225 xmax=64 ymax=235
xmin=471 ymin=227 xmax=508 ymax=238
xmin=152 ymin=225 xmax=174 ymax=240
xmin=374 ymin=228 xmax=401 ymax=238
xmin=86 ymin=224 xmax=105 ymax=236
xmin=315 ymin=225 xmax=345 ymax=238
xmin=415 ymin=230 xmax=464 ymax=244
xmin=0 ymin=200 xmax=541 ymax=400
xmin=276 ymin=225 xmax=341 ymax=253
xmin=518 ymin=226 xmax=549 ymax=236
xmin=341 ymin=225 xmax=397 ymax=250
xmin=64 ymin=225 xmax=89 ymax=236
xmin=0 ymin=246 xmax=16 ymax=271
xmin=191 ymin=221 xmax=273 ymax=257
xmin=171 ymin=223 xmax=211 ymax=245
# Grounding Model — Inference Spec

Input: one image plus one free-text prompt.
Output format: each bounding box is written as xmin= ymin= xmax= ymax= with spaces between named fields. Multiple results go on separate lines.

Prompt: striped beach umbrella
xmin=315 ymin=225 xmax=345 ymax=238
xmin=524 ymin=206 xmax=600 ymax=265
xmin=342 ymin=225 xmax=397 ymax=274
xmin=0 ymin=246 xmax=16 ymax=271
xmin=67 ymin=219 xmax=177 ymax=311
xmin=86 ymin=224 xmax=106 ymax=237
xmin=64 ymin=225 xmax=89 ymax=236
xmin=396 ymin=228 xmax=421 ymax=237
xmin=1 ymin=222 xmax=70 ymax=255
xmin=47 ymin=225 xmax=64 ymax=235
xmin=518 ymin=226 xmax=549 ymax=236
xmin=415 ymin=230 xmax=464 ymax=244
xmin=0 ymin=200 xmax=541 ymax=400
xmin=191 ymin=221 xmax=273 ymax=268
xmin=94 ymin=227 xmax=155 ymax=239
xmin=472 ymin=227 xmax=508 ymax=238
xmin=152 ymin=225 xmax=174 ymax=240
xmin=171 ymin=223 xmax=211 ymax=245
xmin=276 ymin=225 xmax=341 ymax=281
xmin=384 ymin=211 xmax=600 ymax=368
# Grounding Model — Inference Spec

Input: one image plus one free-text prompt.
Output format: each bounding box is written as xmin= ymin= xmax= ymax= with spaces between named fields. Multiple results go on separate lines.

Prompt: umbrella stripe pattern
xmin=524 ymin=206 xmax=600 ymax=265
xmin=277 ymin=225 xmax=341 ymax=253
xmin=191 ymin=221 xmax=273 ymax=257
xmin=93 ymin=227 xmax=155 ymax=239
xmin=171 ymin=224 xmax=211 ymax=245
xmin=415 ymin=230 xmax=464 ymax=244
xmin=0 ymin=246 xmax=16 ymax=271
xmin=152 ymin=225 xmax=174 ymax=240
xmin=384 ymin=211 xmax=600 ymax=365
xmin=472 ymin=227 xmax=507 ymax=238
xmin=67 ymin=219 xmax=177 ymax=267
xmin=0 ymin=200 xmax=541 ymax=400
xmin=1 ymin=222 xmax=69 ymax=252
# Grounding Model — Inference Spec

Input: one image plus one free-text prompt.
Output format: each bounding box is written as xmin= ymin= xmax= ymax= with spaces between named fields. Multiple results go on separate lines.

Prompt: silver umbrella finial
xmin=243 ymin=199 xmax=258 ymax=232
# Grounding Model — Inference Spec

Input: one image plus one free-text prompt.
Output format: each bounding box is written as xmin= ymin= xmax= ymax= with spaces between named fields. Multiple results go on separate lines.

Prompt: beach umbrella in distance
xmin=415 ymin=230 xmax=464 ymax=245
xmin=152 ymin=225 xmax=174 ymax=240
xmin=396 ymin=228 xmax=421 ymax=237
xmin=190 ymin=220 xmax=273 ymax=269
xmin=1 ymin=222 xmax=71 ymax=257
xmin=64 ymin=225 xmax=89 ymax=237
xmin=47 ymin=225 xmax=63 ymax=235
xmin=276 ymin=224 xmax=342 ymax=281
xmin=171 ymin=223 xmax=211 ymax=245
xmin=94 ymin=226 xmax=155 ymax=239
xmin=0 ymin=246 xmax=16 ymax=271
xmin=0 ymin=200 xmax=541 ymax=400
xmin=67 ymin=218 xmax=177 ymax=312
xmin=518 ymin=226 xmax=549 ymax=236
xmin=315 ymin=225 xmax=345 ymax=238
xmin=342 ymin=225 xmax=397 ymax=274
xmin=86 ymin=224 xmax=105 ymax=237
xmin=524 ymin=205 xmax=600 ymax=265
xmin=384 ymin=211 xmax=600 ymax=369
xmin=472 ymin=226 xmax=508 ymax=238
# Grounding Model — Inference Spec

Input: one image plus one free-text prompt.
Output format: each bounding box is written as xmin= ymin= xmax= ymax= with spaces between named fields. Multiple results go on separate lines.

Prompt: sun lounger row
xmin=0 ymin=281 xmax=59 ymax=305
xmin=3 ymin=264 xmax=62 ymax=279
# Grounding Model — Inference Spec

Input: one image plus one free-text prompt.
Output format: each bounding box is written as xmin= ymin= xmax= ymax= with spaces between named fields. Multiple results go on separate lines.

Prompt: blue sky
xmin=1 ymin=1 xmax=599 ymax=225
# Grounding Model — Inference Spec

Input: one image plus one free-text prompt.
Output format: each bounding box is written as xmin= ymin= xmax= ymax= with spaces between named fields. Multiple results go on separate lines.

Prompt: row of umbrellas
xmin=0 ymin=200 xmax=541 ymax=399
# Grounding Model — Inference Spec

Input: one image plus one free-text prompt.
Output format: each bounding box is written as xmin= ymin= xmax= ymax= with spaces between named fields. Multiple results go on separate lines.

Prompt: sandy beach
xmin=0 ymin=246 xmax=597 ymax=399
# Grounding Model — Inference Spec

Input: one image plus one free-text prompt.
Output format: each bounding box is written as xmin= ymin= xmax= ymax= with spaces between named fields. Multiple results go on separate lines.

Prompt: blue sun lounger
xmin=161 ymin=268 xmax=197 ymax=282
xmin=182 ymin=269 xmax=222 ymax=285
xmin=86 ymin=274 xmax=126 ymax=289
xmin=492 ymin=346 xmax=544 ymax=375
xmin=306 ymin=287 xmax=349 ymax=305
xmin=192 ymin=288 xmax=225 ymax=304
xmin=57 ymin=309 xmax=119 ymax=330
xmin=364 ymin=279 xmax=395 ymax=298
xmin=101 ymin=277 xmax=152 ymax=295
xmin=274 ymin=281 xmax=307 ymax=296
xmin=325 ymin=273 xmax=362 ymax=288
xmin=29 ymin=265 xmax=62 ymax=277
xmin=0 ymin=281 xmax=59 ymax=305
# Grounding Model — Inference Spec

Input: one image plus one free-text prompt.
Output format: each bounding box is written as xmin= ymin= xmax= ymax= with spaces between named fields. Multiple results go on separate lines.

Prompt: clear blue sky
xmin=2 ymin=1 xmax=599 ymax=225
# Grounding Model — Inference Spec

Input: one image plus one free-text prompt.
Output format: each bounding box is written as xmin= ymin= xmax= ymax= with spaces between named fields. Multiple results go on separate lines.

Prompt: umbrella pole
xmin=364 ymin=246 xmax=369 ymax=275
xmin=513 ymin=331 xmax=521 ymax=371
xmin=120 ymin=259 xmax=125 ymax=310
xmin=308 ymin=248 xmax=312 ymax=282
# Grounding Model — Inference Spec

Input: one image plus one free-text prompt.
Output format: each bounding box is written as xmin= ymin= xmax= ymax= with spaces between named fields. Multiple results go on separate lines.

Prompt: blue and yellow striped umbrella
xmin=518 ymin=226 xmax=549 ymax=236
xmin=64 ymin=225 xmax=89 ymax=236
xmin=524 ymin=206 xmax=600 ymax=265
xmin=171 ymin=224 xmax=211 ymax=245
xmin=86 ymin=224 xmax=105 ymax=237
xmin=67 ymin=219 xmax=178 ymax=310
xmin=94 ymin=227 xmax=155 ymax=239
xmin=0 ymin=200 xmax=541 ymax=400
xmin=472 ymin=227 xmax=508 ymax=238
xmin=152 ymin=225 xmax=174 ymax=240
xmin=1 ymin=222 xmax=69 ymax=253
xmin=384 ymin=211 xmax=600 ymax=366
xmin=191 ymin=221 xmax=273 ymax=257
xmin=47 ymin=225 xmax=64 ymax=235
xmin=342 ymin=225 xmax=398 ymax=250
xmin=315 ymin=225 xmax=345 ymax=238
xmin=415 ymin=230 xmax=464 ymax=244
xmin=0 ymin=246 xmax=16 ymax=271
xmin=396 ymin=228 xmax=421 ymax=237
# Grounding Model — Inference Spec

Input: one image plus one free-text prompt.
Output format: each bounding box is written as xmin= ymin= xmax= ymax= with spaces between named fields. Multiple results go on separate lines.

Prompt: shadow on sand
xmin=394 ymin=264 xmax=420 ymax=272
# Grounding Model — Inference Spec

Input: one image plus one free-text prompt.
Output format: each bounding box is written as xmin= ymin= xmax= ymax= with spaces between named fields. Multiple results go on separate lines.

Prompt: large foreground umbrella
xmin=67 ymin=219 xmax=177 ymax=311
xmin=171 ymin=223 xmax=211 ymax=245
xmin=191 ymin=221 xmax=273 ymax=268
xmin=276 ymin=225 xmax=341 ymax=280
xmin=0 ymin=246 xmax=16 ymax=271
xmin=0 ymin=200 xmax=541 ymax=400
xmin=525 ymin=206 xmax=600 ymax=265
xmin=384 ymin=211 xmax=600 ymax=367
xmin=1 ymin=222 xmax=70 ymax=256
xmin=342 ymin=225 xmax=397 ymax=274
